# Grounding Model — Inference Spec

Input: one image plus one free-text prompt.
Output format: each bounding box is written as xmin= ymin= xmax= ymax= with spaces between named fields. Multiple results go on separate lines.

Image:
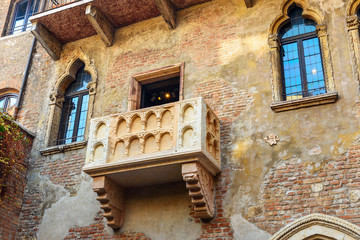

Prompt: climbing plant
xmin=0 ymin=111 xmax=30 ymax=204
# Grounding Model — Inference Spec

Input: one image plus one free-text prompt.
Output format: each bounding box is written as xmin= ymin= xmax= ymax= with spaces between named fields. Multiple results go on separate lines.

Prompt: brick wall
xmin=0 ymin=0 xmax=12 ymax=36
xmin=8 ymin=0 xmax=360 ymax=239
xmin=0 ymin=120 xmax=33 ymax=240
xmin=0 ymin=32 xmax=35 ymax=97
xmin=248 ymin=141 xmax=360 ymax=234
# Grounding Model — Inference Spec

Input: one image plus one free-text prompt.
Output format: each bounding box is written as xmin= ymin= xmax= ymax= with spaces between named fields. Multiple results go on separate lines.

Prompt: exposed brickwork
xmin=3 ymin=0 xmax=359 ymax=239
xmin=198 ymin=169 xmax=234 ymax=239
xmin=0 ymin=123 xmax=33 ymax=240
xmin=16 ymin=152 xmax=86 ymax=239
xmin=248 ymin=141 xmax=360 ymax=234
xmin=193 ymin=78 xmax=252 ymax=239
xmin=16 ymin=186 xmax=42 ymax=239
xmin=17 ymin=44 xmax=53 ymax=132
xmin=195 ymin=78 xmax=253 ymax=147
xmin=40 ymin=153 xmax=85 ymax=188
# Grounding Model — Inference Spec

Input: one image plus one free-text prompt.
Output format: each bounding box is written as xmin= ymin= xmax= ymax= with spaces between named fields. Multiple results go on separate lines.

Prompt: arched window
xmin=8 ymin=0 xmax=40 ymax=35
xmin=269 ymin=1 xmax=337 ymax=112
xmin=57 ymin=64 xmax=91 ymax=145
xmin=279 ymin=6 xmax=325 ymax=101
xmin=0 ymin=94 xmax=18 ymax=116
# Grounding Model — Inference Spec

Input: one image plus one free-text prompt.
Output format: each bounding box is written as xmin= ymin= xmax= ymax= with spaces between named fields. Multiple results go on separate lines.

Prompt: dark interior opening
xmin=140 ymin=77 xmax=180 ymax=108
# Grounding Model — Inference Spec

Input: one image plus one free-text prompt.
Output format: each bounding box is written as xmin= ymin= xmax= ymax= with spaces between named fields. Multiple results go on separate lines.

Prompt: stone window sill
xmin=40 ymin=140 xmax=87 ymax=156
xmin=270 ymin=92 xmax=338 ymax=112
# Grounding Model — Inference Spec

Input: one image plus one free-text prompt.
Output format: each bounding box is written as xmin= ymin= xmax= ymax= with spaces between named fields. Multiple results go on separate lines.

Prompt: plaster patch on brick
xmin=37 ymin=173 xmax=100 ymax=240
xmin=318 ymin=0 xmax=345 ymax=13
xmin=311 ymin=183 xmax=323 ymax=193
xmin=231 ymin=214 xmax=271 ymax=240
xmin=349 ymin=190 xmax=360 ymax=203
xmin=308 ymin=146 xmax=322 ymax=156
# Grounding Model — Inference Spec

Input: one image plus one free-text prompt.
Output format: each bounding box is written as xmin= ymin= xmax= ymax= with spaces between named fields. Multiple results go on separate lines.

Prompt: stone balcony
xmin=83 ymin=97 xmax=221 ymax=229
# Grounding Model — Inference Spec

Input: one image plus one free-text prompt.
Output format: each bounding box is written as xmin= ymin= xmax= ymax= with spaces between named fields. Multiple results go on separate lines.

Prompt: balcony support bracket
xmin=244 ymin=0 xmax=253 ymax=8
xmin=31 ymin=22 xmax=62 ymax=61
xmin=182 ymin=162 xmax=215 ymax=219
xmin=153 ymin=0 xmax=177 ymax=29
xmin=85 ymin=4 xmax=115 ymax=47
xmin=92 ymin=176 xmax=125 ymax=229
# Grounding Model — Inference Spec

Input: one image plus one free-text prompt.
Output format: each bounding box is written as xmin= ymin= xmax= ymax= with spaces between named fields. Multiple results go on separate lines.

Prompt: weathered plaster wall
xmin=0 ymin=0 xmax=358 ymax=239
xmin=0 ymin=32 xmax=34 ymax=93
xmin=0 ymin=0 xmax=12 ymax=36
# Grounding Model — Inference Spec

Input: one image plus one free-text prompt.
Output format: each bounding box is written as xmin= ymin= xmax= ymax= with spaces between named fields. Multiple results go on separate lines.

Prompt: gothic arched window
xmin=279 ymin=6 xmax=326 ymax=101
xmin=57 ymin=65 xmax=91 ymax=145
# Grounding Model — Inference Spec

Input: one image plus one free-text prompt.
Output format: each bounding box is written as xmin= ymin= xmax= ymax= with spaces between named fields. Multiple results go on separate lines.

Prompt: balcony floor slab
xmin=30 ymin=0 xmax=212 ymax=44
xmin=83 ymin=150 xmax=220 ymax=188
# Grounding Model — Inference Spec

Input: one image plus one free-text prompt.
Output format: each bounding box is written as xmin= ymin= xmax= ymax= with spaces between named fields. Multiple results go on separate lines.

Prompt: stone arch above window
xmin=42 ymin=49 xmax=97 ymax=154
xmin=346 ymin=0 xmax=360 ymax=87
xmin=270 ymin=213 xmax=360 ymax=240
xmin=268 ymin=0 xmax=337 ymax=112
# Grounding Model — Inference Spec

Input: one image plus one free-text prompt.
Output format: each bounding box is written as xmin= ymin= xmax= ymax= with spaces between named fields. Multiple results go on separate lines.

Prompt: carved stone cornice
xmin=270 ymin=92 xmax=338 ymax=112
xmin=182 ymin=162 xmax=215 ymax=219
xmin=40 ymin=140 xmax=87 ymax=156
xmin=49 ymin=90 xmax=64 ymax=107
xmin=347 ymin=15 xmax=360 ymax=31
xmin=268 ymin=35 xmax=280 ymax=50
xmin=315 ymin=24 xmax=327 ymax=37
xmin=87 ymin=81 xmax=97 ymax=96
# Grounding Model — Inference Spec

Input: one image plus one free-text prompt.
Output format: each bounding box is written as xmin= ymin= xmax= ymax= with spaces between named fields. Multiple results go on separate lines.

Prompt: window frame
xmin=280 ymin=30 xmax=326 ymax=100
xmin=268 ymin=1 xmax=337 ymax=112
xmin=128 ymin=63 xmax=185 ymax=111
xmin=57 ymin=88 xmax=89 ymax=145
xmin=8 ymin=0 xmax=38 ymax=35
xmin=40 ymin=51 xmax=97 ymax=156
xmin=0 ymin=93 xmax=18 ymax=115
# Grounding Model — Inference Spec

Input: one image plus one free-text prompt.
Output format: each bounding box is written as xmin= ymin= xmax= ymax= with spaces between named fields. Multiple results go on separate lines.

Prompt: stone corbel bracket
xmin=92 ymin=176 xmax=125 ymax=229
xmin=244 ymin=0 xmax=253 ymax=8
xmin=31 ymin=22 xmax=62 ymax=61
xmin=182 ymin=163 xmax=215 ymax=219
xmin=153 ymin=0 xmax=177 ymax=29
xmin=85 ymin=4 xmax=115 ymax=47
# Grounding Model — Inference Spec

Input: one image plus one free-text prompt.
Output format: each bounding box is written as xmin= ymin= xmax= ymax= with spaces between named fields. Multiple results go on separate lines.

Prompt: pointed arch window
xmin=57 ymin=64 xmax=91 ymax=145
xmin=279 ymin=6 xmax=325 ymax=100
xmin=269 ymin=2 xmax=337 ymax=112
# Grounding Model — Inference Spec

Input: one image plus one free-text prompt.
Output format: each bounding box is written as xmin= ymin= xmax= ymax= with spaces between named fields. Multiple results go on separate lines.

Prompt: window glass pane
xmin=65 ymin=66 xmax=92 ymax=94
xmin=26 ymin=0 xmax=40 ymax=30
xmin=12 ymin=0 xmax=28 ymax=34
xmin=0 ymin=98 xmax=5 ymax=110
xmin=62 ymin=97 xmax=79 ymax=144
xmin=75 ymin=94 xmax=89 ymax=142
xmin=6 ymin=97 xmax=17 ymax=116
xmin=303 ymin=38 xmax=326 ymax=96
xmin=279 ymin=7 xmax=316 ymax=39
xmin=282 ymin=42 xmax=303 ymax=100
